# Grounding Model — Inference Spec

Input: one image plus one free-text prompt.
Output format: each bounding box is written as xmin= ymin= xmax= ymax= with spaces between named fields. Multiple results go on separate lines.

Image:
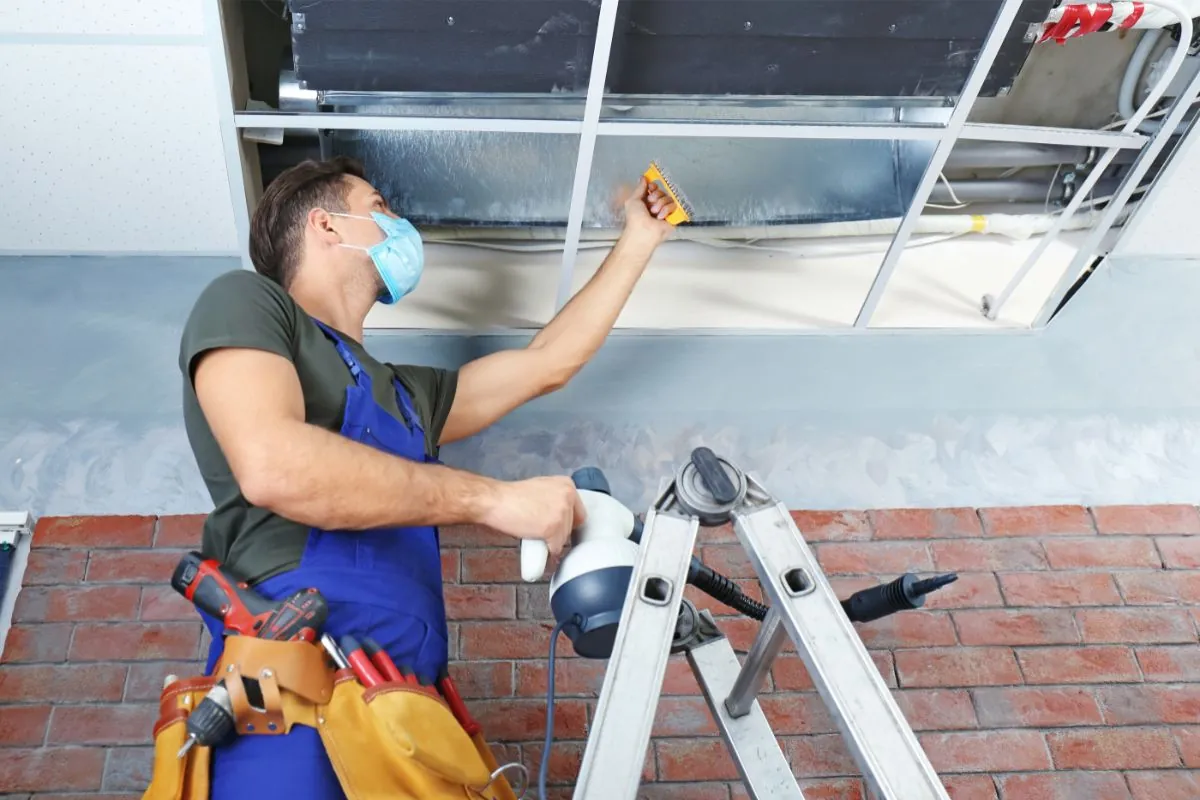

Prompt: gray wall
xmin=2 ymin=254 xmax=1199 ymax=519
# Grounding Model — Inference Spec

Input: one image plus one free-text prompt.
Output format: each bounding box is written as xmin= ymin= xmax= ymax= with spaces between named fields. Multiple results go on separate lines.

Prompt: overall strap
xmin=311 ymin=318 xmax=369 ymax=385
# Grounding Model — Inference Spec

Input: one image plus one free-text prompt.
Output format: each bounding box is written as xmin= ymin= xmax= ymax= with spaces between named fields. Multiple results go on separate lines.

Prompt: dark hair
xmin=249 ymin=156 xmax=367 ymax=288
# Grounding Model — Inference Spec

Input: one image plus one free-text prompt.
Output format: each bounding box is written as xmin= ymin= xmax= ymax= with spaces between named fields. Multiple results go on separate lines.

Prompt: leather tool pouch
xmin=141 ymin=637 xmax=518 ymax=800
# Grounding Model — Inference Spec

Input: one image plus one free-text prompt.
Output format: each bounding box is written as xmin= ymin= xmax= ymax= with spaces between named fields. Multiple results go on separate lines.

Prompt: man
xmin=178 ymin=155 xmax=677 ymax=797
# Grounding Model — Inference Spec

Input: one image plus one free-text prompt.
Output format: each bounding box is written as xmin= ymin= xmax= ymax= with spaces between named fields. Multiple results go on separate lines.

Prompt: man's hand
xmin=622 ymin=176 xmax=678 ymax=247
xmin=478 ymin=476 xmax=587 ymax=556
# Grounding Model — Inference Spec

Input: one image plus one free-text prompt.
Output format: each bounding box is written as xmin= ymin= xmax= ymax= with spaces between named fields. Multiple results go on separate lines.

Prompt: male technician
xmin=178 ymin=156 xmax=677 ymax=797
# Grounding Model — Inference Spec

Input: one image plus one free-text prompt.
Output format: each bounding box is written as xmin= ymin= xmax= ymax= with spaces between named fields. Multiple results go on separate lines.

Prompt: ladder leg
xmin=725 ymin=610 xmax=786 ymax=719
xmin=732 ymin=475 xmax=950 ymax=800
xmin=572 ymin=482 xmax=700 ymax=799
xmin=686 ymin=628 xmax=805 ymax=800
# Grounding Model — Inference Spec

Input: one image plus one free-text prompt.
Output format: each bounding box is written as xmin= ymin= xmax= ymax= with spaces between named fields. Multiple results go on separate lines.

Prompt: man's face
xmin=334 ymin=175 xmax=400 ymax=249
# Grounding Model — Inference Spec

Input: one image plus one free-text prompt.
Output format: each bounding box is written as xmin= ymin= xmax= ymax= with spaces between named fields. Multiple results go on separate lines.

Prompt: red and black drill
xmin=170 ymin=551 xmax=329 ymax=757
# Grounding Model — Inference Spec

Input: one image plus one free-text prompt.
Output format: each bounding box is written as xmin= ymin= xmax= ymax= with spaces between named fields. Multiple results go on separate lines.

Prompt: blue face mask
xmin=332 ymin=211 xmax=425 ymax=304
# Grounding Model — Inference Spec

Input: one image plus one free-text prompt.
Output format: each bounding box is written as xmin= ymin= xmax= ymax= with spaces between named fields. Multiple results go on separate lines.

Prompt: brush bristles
xmin=645 ymin=160 xmax=694 ymax=224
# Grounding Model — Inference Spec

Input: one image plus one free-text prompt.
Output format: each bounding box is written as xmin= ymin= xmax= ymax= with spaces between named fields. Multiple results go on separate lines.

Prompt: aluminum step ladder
xmin=572 ymin=448 xmax=950 ymax=800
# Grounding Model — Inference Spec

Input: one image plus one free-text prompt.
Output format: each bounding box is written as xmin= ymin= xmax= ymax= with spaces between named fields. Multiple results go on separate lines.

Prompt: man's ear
xmin=307 ymin=208 xmax=342 ymax=245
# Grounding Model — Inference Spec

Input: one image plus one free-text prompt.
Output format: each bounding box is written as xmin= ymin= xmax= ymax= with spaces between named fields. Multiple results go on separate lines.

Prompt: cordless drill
xmin=171 ymin=551 xmax=330 ymax=757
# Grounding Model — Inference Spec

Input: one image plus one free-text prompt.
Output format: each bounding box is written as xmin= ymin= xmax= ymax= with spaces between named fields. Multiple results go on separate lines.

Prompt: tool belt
xmin=142 ymin=635 xmax=520 ymax=800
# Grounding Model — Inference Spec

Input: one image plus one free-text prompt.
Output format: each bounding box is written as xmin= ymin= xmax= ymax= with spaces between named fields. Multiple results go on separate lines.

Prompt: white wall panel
xmin=0 ymin=0 xmax=203 ymax=36
xmin=0 ymin=44 xmax=238 ymax=254
xmin=1114 ymin=124 xmax=1200 ymax=259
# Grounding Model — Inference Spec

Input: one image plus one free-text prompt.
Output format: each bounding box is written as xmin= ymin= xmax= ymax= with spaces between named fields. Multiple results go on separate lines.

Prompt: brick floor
xmin=1 ymin=507 xmax=1198 ymax=798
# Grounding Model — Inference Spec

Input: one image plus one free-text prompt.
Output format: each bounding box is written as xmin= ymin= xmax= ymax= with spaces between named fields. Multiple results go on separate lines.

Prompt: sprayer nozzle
xmin=911 ymin=573 xmax=958 ymax=598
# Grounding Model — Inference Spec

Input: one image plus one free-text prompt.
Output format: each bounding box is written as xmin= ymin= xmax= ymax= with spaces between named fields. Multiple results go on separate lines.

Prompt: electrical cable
xmin=538 ymin=615 xmax=575 ymax=800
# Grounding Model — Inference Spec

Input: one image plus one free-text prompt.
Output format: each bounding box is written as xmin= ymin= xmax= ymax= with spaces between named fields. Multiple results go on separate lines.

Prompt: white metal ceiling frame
xmin=230 ymin=0 xmax=1178 ymax=330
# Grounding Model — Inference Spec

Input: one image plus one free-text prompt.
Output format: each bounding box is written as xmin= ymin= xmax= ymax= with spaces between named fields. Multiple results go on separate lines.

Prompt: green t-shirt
xmin=178 ymin=269 xmax=458 ymax=584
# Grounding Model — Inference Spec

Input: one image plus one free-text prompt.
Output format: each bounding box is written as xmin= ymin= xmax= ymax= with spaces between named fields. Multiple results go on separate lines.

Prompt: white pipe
xmin=1119 ymin=29 xmax=1167 ymax=132
xmin=422 ymin=207 xmax=1134 ymax=253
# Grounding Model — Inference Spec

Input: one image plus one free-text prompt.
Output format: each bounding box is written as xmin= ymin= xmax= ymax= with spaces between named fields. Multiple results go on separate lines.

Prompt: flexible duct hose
xmin=1120 ymin=29 xmax=1167 ymax=133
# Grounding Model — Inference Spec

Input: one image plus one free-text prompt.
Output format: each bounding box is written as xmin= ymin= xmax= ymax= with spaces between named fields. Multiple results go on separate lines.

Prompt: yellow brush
xmin=643 ymin=161 xmax=695 ymax=226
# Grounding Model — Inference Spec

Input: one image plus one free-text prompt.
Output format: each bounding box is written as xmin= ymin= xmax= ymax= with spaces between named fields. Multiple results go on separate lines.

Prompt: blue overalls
xmin=199 ymin=320 xmax=449 ymax=799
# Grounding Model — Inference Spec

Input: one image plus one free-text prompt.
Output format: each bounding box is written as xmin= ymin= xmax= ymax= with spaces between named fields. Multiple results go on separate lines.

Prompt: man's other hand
xmin=623 ymin=176 xmax=677 ymax=246
xmin=480 ymin=477 xmax=587 ymax=556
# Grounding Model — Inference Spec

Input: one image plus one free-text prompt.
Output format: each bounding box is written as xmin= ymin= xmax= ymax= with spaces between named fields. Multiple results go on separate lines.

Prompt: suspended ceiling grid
xmin=233 ymin=0 xmax=1198 ymax=333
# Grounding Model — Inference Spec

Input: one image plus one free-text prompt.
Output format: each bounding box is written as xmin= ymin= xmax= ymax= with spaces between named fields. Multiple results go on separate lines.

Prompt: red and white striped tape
xmin=1038 ymin=2 xmax=1147 ymax=44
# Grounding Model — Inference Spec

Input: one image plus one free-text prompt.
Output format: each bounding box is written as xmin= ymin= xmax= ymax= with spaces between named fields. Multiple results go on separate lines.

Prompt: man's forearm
xmin=531 ymin=230 xmax=658 ymax=360
xmin=242 ymin=418 xmax=502 ymax=531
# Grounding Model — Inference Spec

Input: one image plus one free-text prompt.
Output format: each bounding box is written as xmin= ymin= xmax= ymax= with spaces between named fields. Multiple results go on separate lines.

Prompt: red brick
xmin=34 ymin=516 xmax=155 ymax=548
xmin=921 ymin=573 xmax=1005 ymax=610
xmin=0 ymin=623 xmax=72 ymax=663
xmin=815 ymin=541 xmax=932 ymax=575
xmin=771 ymin=651 xmax=896 ymax=690
xmin=13 ymin=585 xmax=140 ymax=623
xmin=919 ymin=730 xmax=1052 ymax=773
xmin=971 ymin=687 xmax=1103 ymax=727
xmin=870 ymin=508 xmax=981 ymax=539
xmin=1017 ymin=646 xmax=1141 ymax=684
xmin=38 ymin=794 xmax=141 ymax=800
xmin=1158 ymin=536 xmax=1200 ymax=569
xmin=22 ymin=549 xmax=88 ymax=585
xmin=1138 ymin=646 xmax=1200 ymax=681
xmin=470 ymin=698 xmax=587 ymax=740
xmin=997 ymin=771 xmax=1132 ymax=800
xmin=444 ymin=660 xmax=512 ymax=699
xmin=1116 ymin=571 xmax=1200 ymax=604
xmin=0 ymin=747 xmax=106 ymax=792
xmin=85 ymin=549 xmax=185 ymax=583
xmin=699 ymin=545 xmax=756 ymax=579
xmin=895 ymin=647 xmax=1022 ymax=688
xmin=1076 ymin=608 xmax=1195 ymax=644
xmin=980 ymin=506 xmax=1093 ymax=537
xmin=789 ymin=510 xmax=871 ymax=542
xmin=0 ymin=664 xmax=127 ymax=702
xmin=855 ymin=610 xmax=958 ymax=648
xmin=696 ymin=522 xmax=737 ymax=544
xmin=0 ymin=704 xmax=52 ymax=745
xmin=653 ymin=785 xmax=731 ymax=800
xmin=953 ymin=609 xmax=1079 ymax=646
xmin=651 ymin=696 xmax=718 ymax=737
xmin=932 ymin=540 xmax=1048 ymax=572
xmin=154 ymin=515 xmax=206 ymax=547
xmin=1126 ymin=770 xmax=1200 ymax=800
xmin=777 ymin=778 xmax=864 ymax=800
xmin=138 ymin=586 xmax=197 ymax=621
xmin=656 ymin=739 xmax=738 ymax=781
xmin=443 ymin=585 xmax=516 ymax=620
xmin=784 ymin=734 xmax=858 ymax=777
xmin=441 ymin=549 xmax=459 ymax=583
xmin=524 ymin=741 xmax=653 ymax=786
xmin=1092 ymin=504 xmax=1200 ymax=535
xmin=662 ymin=657 xmax=703 ymax=695
xmin=461 ymin=549 xmax=520 ymax=583
xmin=893 ymin=689 xmax=977 ymax=731
xmin=69 ymin=622 xmax=201 ymax=661
xmin=943 ymin=774 xmax=998 ymax=800
xmin=1048 ymin=727 xmax=1179 ymax=769
xmin=516 ymin=659 xmax=606 ymax=697
xmin=47 ymin=704 xmax=158 ymax=745
xmin=101 ymin=746 xmax=153 ymax=792
xmin=1176 ymin=727 xmax=1200 ymax=767
xmin=998 ymin=572 xmax=1122 ymax=607
xmin=124 ymin=661 xmax=204 ymax=701
xmin=439 ymin=524 xmax=516 ymax=548
xmin=1096 ymin=685 xmax=1200 ymax=725
xmin=1043 ymin=537 xmax=1161 ymax=569
xmin=759 ymin=693 xmax=836 ymax=735
xmin=459 ymin=621 xmax=556 ymax=659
